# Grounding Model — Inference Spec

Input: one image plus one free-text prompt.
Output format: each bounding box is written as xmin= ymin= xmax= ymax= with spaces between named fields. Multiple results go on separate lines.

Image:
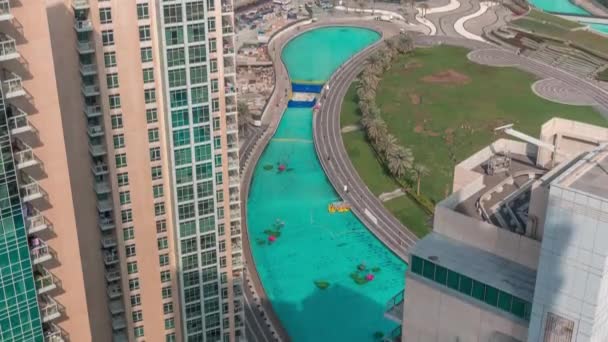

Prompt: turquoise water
xmin=588 ymin=23 xmax=608 ymax=33
xmin=247 ymin=27 xmax=407 ymax=341
xmin=529 ymin=0 xmax=590 ymax=15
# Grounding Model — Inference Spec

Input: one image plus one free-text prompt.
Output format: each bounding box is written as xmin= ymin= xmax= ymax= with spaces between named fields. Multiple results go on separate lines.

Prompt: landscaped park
xmin=341 ymin=43 xmax=608 ymax=238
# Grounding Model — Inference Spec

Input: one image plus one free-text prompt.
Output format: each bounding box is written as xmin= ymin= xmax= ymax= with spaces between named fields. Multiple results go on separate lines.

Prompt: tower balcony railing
xmin=231 ymin=241 xmax=242 ymax=253
xmin=74 ymin=19 xmax=93 ymax=32
xmin=223 ymin=45 xmax=235 ymax=55
xmin=109 ymin=300 xmax=124 ymax=315
xmin=20 ymin=176 xmax=48 ymax=202
xmin=35 ymin=266 xmax=59 ymax=294
xmin=14 ymin=144 xmax=42 ymax=170
xmin=79 ymin=62 xmax=97 ymax=75
xmin=107 ymin=283 xmax=122 ymax=299
xmin=8 ymin=113 xmax=35 ymax=136
xmin=94 ymin=179 xmax=111 ymax=194
xmin=229 ymin=176 xmax=239 ymax=187
xmin=98 ymin=216 xmax=115 ymax=231
xmin=384 ymin=289 xmax=404 ymax=323
xmin=225 ymin=103 xmax=237 ymax=113
xmin=43 ymin=322 xmax=67 ymax=342
xmin=39 ymin=295 xmax=64 ymax=323
xmin=25 ymin=207 xmax=52 ymax=235
xmin=84 ymin=104 xmax=101 ymax=118
xmin=76 ymin=40 xmax=94 ymax=54
xmin=81 ymin=83 xmax=100 ymax=96
xmin=30 ymin=236 xmax=55 ymax=265
xmin=72 ymin=0 xmax=90 ymax=10
xmin=103 ymin=249 xmax=119 ymax=265
xmin=222 ymin=1 xmax=233 ymax=12
xmin=100 ymin=235 xmax=117 ymax=248
xmin=91 ymin=161 xmax=108 ymax=175
xmin=222 ymin=24 xmax=234 ymax=35
xmin=2 ymin=71 xmax=26 ymax=98
xmin=0 ymin=34 xmax=18 ymax=61
xmin=88 ymin=141 xmax=106 ymax=156
xmin=112 ymin=316 xmax=127 ymax=331
xmin=105 ymin=266 xmax=121 ymax=282
xmin=0 ymin=0 xmax=12 ymax=22
xmin=87 ymin=124 xmax=104 ymax=137
xmin=97 ymin=198 xmax=113 ymax=213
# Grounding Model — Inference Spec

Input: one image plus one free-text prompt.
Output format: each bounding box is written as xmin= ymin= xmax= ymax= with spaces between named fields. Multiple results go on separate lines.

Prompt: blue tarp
xmin=292 ymin=82 xmax=323 ymax=93
xmin=288 ymin=97 xmax=317 ymax=108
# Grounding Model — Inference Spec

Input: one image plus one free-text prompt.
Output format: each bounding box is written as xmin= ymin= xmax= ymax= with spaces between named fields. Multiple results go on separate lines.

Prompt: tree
xmin=395 ymin=34 xmax=414 ymax=54
xmin=237 ymin=101 xmax=253 ymax=137
xmin=419 ymin=3 xmax=429 ymax=17
xmin=378 ymin=132 xmax=397 ymax=155
xmin=388 ymin=146 xmax=415 ymax=179
xmin=413 ymin=163 xmax=430 ymax=195
xmin=365 ymin=117 xmax=387 ymax=145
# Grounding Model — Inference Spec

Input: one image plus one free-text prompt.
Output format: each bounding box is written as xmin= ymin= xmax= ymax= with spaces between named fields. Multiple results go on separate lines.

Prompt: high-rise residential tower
xmin=0 ymin=0 xmax=243 ymax=341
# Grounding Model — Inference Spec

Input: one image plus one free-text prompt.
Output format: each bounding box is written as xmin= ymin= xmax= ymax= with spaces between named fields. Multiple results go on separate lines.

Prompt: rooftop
xmin=567 ymin=148 xmax=608 ymax=199
xmin=412 ymin=233 xmax=537 ymax=301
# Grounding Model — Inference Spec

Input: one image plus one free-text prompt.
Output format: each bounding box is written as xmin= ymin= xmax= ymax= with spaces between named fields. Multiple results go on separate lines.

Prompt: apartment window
xmin=201 ymin=250 xmax=217 ymax=266
xmin=185 ymin=1 xmax=205 ymax=20
xmin=139 ymin=25 xmax=152 ymax=42
xmin=214 ymin=137 xmax=221 ymax=150
xmin=171 ymin=109 xmax=189 ymax=128
xmin=130 ymin=294 xmax=141 ymax=307
xmin=129 ymin=278 xmax=140 ymax=291
xmin=195 ymin=164 xmax=212 ymax=182
xmin=214 ymin=155 xmax=222 ymax=167
xmin=113 ymin=134 xmax=125 ymax=149
xmin=209 ymin=38 xmax=217 ymax=53
xmin=119 ymin=191 xmax=131 ymax=205
xmin=217 ymin=223 xmax=225 ymax=236
xmin=190 ymin=66 xmax=207 ymax=84
xmin=132 ymin=310 xmax=143 ymax=323
xmin=178 ymin=203 xmax=195 ymax=220
xmin=153 ymin=184 xmax=164 ymax=199
xmin=164 ymin=318 xmax=175 ymax=329
xmin=156 ymin=219 xmax=167 ymax=233
xmin=162 ymin=286 xmax=172 ymax=299
xmin=210 ymin=79 xmax=218 ymax=93
xmin=201 ymin=234 xmax=216 ymax=250
xmin=218 ymin=240 xmax=225 ymax=252
xmin=163 ymin=302 xmax=174 ymax=315
xmin=151 ymin=166 xmax=162 ymax=180
xmin=213 ymin=117 xmax=220 ymax=131
xmin=191 ymin=86 xmax=207 ymax=104
xmin=99 ymin=8 xmax=112 ymax=24
xmin=174 ymin=148 xmax=192 ymax=166
xmin=208 ymin=0 xmax=215 ymax=11
xmin=204 ymin=282 xmax=219 ymax=297
xmin=176 ymin=167 xmax=193 ymax=185
xmin=161 ymin=270 xmax=171 ymax=282
xmin=166 ymin=333 xmax=176 ymax=342
xmin=143 ymin=68 xmax=154 ymax=83
xmin=144 ymin=88 xmax=156 ymax=104
xmin=155 ymin=202 xmax=166 ymax=216
xmin=216 ymin=172 xmax=223 ymax=185
xmin=188 ymin=45 xmax=206 ymax=64
xmin=166 ymin=48 xmax=185 ymax=67
xmin=188 ymin=23 xmax=205 ymax=42
xmin=202 ymin=267 xmax=218 ymax=282
xmin=109 ymin=94 xmax=121 ymax=109
xmin=216 ymin=207 xmax=224 ymax=219
xmin=176 ymin=186 xmax=194 ymax=203
xmin=137 ymin=3 xmax=149 ymax=20
xmin=212 ymin=98 xmax=220 ymax=112
xmin=126 ymin=244 xmax=136 ymax=257
xmin=146 ymin=108 xmax=158 ymax=123
xmin=141 ymin=47 xmax=153 ymax=63
xmin=150 ymin=147 xmax=161 ymax=161
xmin=121 ymin=209 xmax=133 ymax=223
xmin=117 ymin=172 xmax=129 ymax=186
xmin=165 ymin=27 xmax=184 ymax=45
xmin=207 ymin=18 xmax=216 ymax=33
xmin=160 ymin=254 xmax=170 ymax=267
xmin=134 ymin=326 xmax=144 ymax=338
xmin=106 ymin=73 xmax=119 ymax=89
xmin=163 ymin=4 xmax=183 ymax=23
xmin=123 ymin=227 xmax=135 ymax=241
xmin=219 ymin=256 xmax=226 ymax=268
xmin=168 ymin=69 xmax=187 ymax=88
xmin=127 ymin=261 xmax=138 ymax=275
xmin=216 ymin=189 xmax=224 ymax=203
xmin=170 ymin=90 xmax=188 ymax=108
xmin=181 ymin=237 xmax=197 ymax=254
xmin=210 ymin=59 xmax=218 ymax=73
xmin=183 ymin=254 xmax=198 ymax=271
xmin=173 ymin=129 xmax=191 ymax=147
xmin=197 ymin=181 xmax=213 ymax=198
xmin=148 ymin=128 xmax=160 ymax=143
xmin=111 ymin=114 xmax=123 ymax=129
xmin=104 ymin=52 xmax=117 ymax=68
xmin=115 ymin=153 xmax=127 ymax=168
xmin=158 ymin=237 xmax=169 ymax=251
xmin=102 ymin=30 xmax=114 ymax=46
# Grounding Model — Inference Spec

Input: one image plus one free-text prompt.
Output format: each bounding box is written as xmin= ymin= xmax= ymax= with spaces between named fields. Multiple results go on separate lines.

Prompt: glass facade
xmin=410 ymin=255 xmax=532 ymax=321
xmin=0 ymin=91 xmax=43 ymax=341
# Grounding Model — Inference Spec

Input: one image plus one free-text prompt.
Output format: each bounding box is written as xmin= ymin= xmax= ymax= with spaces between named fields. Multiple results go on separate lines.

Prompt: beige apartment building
xmin=0 ymin=0 xmax=243 ymax=341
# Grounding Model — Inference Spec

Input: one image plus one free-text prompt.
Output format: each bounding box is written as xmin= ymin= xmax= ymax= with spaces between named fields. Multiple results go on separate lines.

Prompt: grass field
xmin=341 ymin=46 xmax=606 ymax=237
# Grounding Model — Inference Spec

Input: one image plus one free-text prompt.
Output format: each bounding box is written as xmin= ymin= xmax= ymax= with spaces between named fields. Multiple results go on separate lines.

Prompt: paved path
xmin=454 ymin=1 xmax=497 ymax=41
xmin=532 ymin=78 xmax=597 ymax=106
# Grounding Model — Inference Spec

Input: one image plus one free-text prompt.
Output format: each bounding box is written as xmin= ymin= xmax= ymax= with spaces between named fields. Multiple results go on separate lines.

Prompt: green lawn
xmin=340 ymin=46 xmax=606 ymax=238
xmin=599 ymin=68 xmax=608 ymax=82
xmin=511 ymin=18 xmax=569 ymax=37
xmin=525 ymin=9 xmax=583 ymax=30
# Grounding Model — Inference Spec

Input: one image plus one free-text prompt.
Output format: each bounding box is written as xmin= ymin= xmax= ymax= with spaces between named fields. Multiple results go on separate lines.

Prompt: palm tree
xmin=377 ymin=132 xmax=397 ymax=155
xmin=396 ymin=34 xmax=414 ymax=54
xmin=388 ymin=146 xmax=415 ymax=179
xmin=413 ymin=163 xmax=430 ymax=195
xmin=419 ymin=3 xmax=429 ymax=18
xmin=365 ymin=117 xmax=387 ymax=145
xmin=237 ymin=101 xmax=253 ymax=137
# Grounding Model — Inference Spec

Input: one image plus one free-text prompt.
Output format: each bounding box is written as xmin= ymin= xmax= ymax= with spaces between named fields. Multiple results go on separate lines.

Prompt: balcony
xmin=222 ymin=24 xmax=234 ymax=35
xmin=226 ymin=103 xmax=237 ymax=113
xmin=94 ymin=179 xmax=111 ymax=194
xmin=30 ymin=237 xmax=54 ymax=265
xmin=230 ymin=206 xmax=241 ymax=219
xmin=39 ymin=295 xmax=64 ymax=323
xmin=35 ymin=266 xmax=59 ymax=294
xmin=81 ymin=83 xmax=100 ymax=97
xmin=229 ymin=176 xmax=239 ymax=188
xmin=103 ymin=249 xmax=119 ymax=265
xmin=74 ymin=19 xmax=93 ymax=32
xmin=2 ymin=71 xmax=26 ymax=99
xmin=384 ymin=290 xmax=404 ymax=323
xmin=113 ymin=332 xmax=128 ymax=342
xmin=89 ymin=141 xmax=106 ymax=156
xmin=87 ymin=124 xmax=104 ymax=138
xmin=231 ymin=240 xmax=242 ymax=253
xmin=97 ymin=198 xmax=112 ymax=213
xmin=25 ymin=208 xmax=52 ymax=235
xmin=98 ymin=216 xmax=115 ymax=231
xmin=101 ymin=235 xmax=117 ymax=248
xmin=91 ymin=162 xmax=108 ymax=175
xmin=44 ymin=323 xmax=67 ymax=342
xmin=226 ymin=121 xmax=237 ymax=133
xmin=8 ymin=112 xmax=35 ymax=136
xmin=79 ymin=62 xmax=97 ymax=76
xmin=84 ymin=104 xmax=102 ymax=118
xmin=222 ymin=2 xmax=233 ymax=13
xmin=107 ymin=284 xmax=122 ymax=299
xmin=223 ymin=45 xmax=235 ymax=55
xmin=14 ymin=145 xmax=41 ymax=170
xmin=20 ymin=177 xmax=47 ymax=202
xmin=0 ymin=1 xmax=12 ymax=22
xmin=109 ymin=300 xmax=124 ymax=315
xmin=0 ymin=34 xmax=18 ymax=61
xmin=76 ymin=40 xmax=94 ymax=54
xmin=105 ymin=267 xmax=121 ymax=282
xmin=112 ymin=316 xmax=126 ymax=331
xmin=72 ymin=0 xmax=90 ymax=10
